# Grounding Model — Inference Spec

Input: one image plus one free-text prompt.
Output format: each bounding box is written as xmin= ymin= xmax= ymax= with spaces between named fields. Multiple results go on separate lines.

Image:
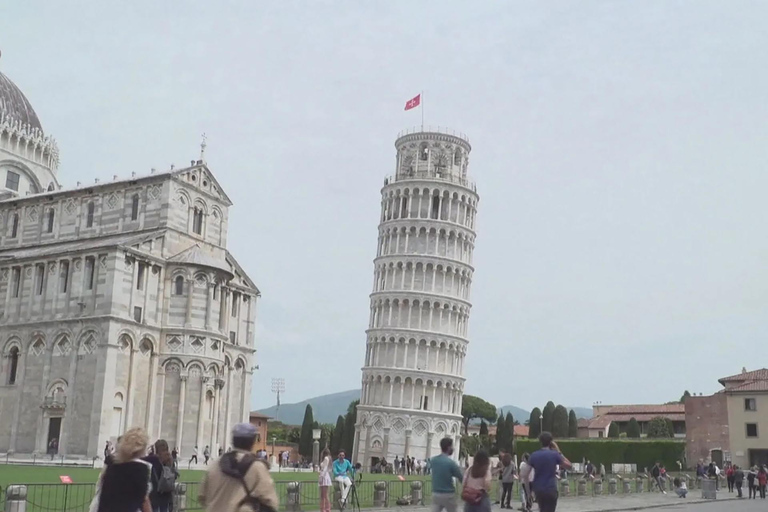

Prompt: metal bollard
xmin=374 ymin=481 xmax=388 ymax=507
xmin=560 ymin=479 xmax=570 ymax=497
xmin=174 ymin=483 xmax=187 ymax=512
xmin=609 ymin=479 xmax=617 ymax=495
xmin=635 ymin=478 xmax=644 ymax=493
xmin=410 ymin=481 xmax=423 ymax=505
xmin=623 ymin=479 xmax=631 ymax=494
xmin=5 ymin=485 xmax=27 ymax=512
xmin=594 ymin=479 xmax=603 ymax=495
xmin=286 ymin=481 xmax=301 ymax=512
xmin=577 ymin=480 xmax=587 ymax=496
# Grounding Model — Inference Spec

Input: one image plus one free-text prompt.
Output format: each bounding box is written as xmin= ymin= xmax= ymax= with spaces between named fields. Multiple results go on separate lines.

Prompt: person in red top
xmin=726 ymin=463 xmax=735 ymax=493
xmin=757 ymin=467 xmax=767 ymax=499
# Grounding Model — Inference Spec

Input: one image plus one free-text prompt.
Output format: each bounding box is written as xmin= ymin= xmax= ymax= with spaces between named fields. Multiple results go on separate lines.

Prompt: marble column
xmin=223 ymin=366 xmax=233 ymax=450
xmin=425 ymin=432 xmax=434 ymax=459
xmin=404 ymin=429 xmax=412 ymax=457
xmin=211 ymin=380 xmax=222 ymax=451
xmin=382 ymin=427 xmax=391 ymax=460
xmin=9 ymin=351 xmax=27 ymax=451
xmin=196 ymin=377 xmax=209 ymax=449
xmin=205 ymin=282 xmax=214 ymax=330
xmin=351 ymin=425 xmax=362 ymax=464
xmin=176 ymin=372 xmax=188 ymax=450
xmin=145 ymin=353 xmax=159 ymax=438
xmin=185 ymin=279 xmax=194 ymax=325
xmin=155 ymin=367 xmax=166 ymax=440
xmin=124 ymin=348 xmax=138 ymax=430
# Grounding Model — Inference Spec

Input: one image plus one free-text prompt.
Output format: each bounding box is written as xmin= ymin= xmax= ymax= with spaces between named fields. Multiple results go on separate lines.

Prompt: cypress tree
xmin=568 ymin=410 xmax=578 ymax=438
xmin=627 ymin=417 xmax=641 ymax=438
xmin=552 ymin=405 xmax=569 ymax=438
xmin=496 ymin=413 xmax=506 ymax=451
xmin=504 ymin=412 xmax=515 ymax=452
xmin=542 ymin=401 xmax=556 ymax=433
xmin=299 ymin=404 xmax=314 ymax=457
xmin=528 ymin=408 xmax=542 ymax=438
xmin=608 ymin=421 xmax=620 ymax=438
xmin=479 ymin=420 xmax=489 ymax=436
xmin=331 ymin=415 xmax=345 ymax=454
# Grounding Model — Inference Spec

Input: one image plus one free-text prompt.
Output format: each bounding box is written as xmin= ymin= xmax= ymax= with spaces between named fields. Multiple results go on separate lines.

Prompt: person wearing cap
xmin=198 ymin=423 xmax=279 ymax=512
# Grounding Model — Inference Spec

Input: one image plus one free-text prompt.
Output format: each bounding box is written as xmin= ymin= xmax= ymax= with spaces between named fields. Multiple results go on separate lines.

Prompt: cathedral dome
xmin=0 ymin=70 xmax=43 ymax=133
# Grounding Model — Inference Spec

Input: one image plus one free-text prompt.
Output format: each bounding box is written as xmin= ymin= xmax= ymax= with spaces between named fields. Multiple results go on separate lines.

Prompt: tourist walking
xmin=95 ymin=428 xmax=152 ymax=512
xmin=318 ymin=448 xmax=332 ymax=512
xmin=734 ymin=465 xmax=745 ymax=498
xmin=430 ymin=438 xmax=464 ymax=512
xmin=758 ymin=466 xmax=767 ymax=499
xmin=461 ymin=450 xmax=491 ymax=512
xmin=726 ymin=463 xmax=735 ymax=492
xmin=203 ymin=445 xmax=211 ymax=465
xmin=48 ymin=438 xmax=58 ymax=460
xmin=500 ymin=453 xmax=516 ymax=509
xmin=144 ymin=439 xmax=179 ymax=512
xmin=198 ymin=423 xmax=279 ymax=512
xmin=650 ymin=462 xmax=666 ymax=494
xmin=528 ymin=432 xmax=572 ymax=512
xmin=747 ymin=466 xmax=758 ymax=499
xmin=189 ymin=445 xmax=199 ymax=467
xmin=518 ymin=453 xmax=533 ymax=512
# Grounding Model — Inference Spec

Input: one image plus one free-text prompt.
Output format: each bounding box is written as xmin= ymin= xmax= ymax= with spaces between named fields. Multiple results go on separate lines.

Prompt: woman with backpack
xmin=144 ymin=439 xmax=179 ymax=512
xmin=462 ymin=450 xmax=492 ymax=512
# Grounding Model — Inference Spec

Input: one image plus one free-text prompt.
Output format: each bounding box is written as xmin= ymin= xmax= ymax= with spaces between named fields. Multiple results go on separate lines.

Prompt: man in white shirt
xmin=519 ymin=453 xmax=534 ymax=512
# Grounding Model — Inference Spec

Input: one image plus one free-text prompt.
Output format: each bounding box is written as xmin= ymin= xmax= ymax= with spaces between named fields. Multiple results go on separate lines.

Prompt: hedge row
xmin=513 ymin=439 xmax=686 ymax=472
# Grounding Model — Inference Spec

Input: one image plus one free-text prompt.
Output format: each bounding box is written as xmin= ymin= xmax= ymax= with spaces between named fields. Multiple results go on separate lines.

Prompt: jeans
xmin=431 ymin=493 xmax=458 ymax=512
xmin=675 ymin=488 xmax=687 ymax=498
xmin=463 ymin=494 xmax=491 ymax=512
xmin=153 ymin=506 xmax=171 ymax=512
xmin=736 ymin=481 xmax=743 ymax=498
xmin=535 ymin=489 xmax=558 ymax=512
xmin=335 ymin=476 xmax=352 ymax=502
xmin=501 ymin=483 xmax=513 ymax=507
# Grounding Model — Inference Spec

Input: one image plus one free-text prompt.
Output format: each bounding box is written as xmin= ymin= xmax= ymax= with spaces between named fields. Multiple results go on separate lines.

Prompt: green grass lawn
xmin=0 ymin=464 xmax=425 ymax=488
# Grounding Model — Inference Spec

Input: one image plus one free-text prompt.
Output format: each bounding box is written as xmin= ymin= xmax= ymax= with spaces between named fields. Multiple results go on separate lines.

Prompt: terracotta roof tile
xmin=727 ymin=380 xmax=768 ymax=392
xmin=719 ymin=369 xmax=768 ymax=384
xmin=603 ymin=404 xmax=685 ymax=415
xmin=514 ymin=425 xmax=529 ymax=437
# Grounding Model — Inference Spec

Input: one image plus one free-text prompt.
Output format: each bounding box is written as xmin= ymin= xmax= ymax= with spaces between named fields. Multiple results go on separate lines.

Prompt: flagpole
xmin=421 ymin=90 xmax=424 ymax=130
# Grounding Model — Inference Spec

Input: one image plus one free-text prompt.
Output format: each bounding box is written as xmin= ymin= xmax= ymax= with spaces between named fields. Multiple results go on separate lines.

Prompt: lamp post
xmin=312 ymin=429 xmax=321 ymax=469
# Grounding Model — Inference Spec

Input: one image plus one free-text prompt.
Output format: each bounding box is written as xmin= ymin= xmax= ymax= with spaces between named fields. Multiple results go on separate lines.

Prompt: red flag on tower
xmin=404 ymin=94 xmax=421 ymax=111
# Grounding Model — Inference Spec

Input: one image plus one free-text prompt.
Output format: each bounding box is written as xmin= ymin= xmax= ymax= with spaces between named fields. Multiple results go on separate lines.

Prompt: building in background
xmin=353 ymin=127 xmax=479 ymax=467
xmin=0 ymin=62 xmax=259 ymax=458
xmin=686 ymin=368 xmax=768 ymax=468
xmin=249 ymin=411 xmax=271 ymax=452
xmin=579 ymin=404 xmax=686 ymax=438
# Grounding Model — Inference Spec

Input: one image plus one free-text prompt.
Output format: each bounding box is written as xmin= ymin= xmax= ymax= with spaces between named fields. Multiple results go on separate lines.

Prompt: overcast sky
xmin=3 ymin=1 xmax=768 ymax=413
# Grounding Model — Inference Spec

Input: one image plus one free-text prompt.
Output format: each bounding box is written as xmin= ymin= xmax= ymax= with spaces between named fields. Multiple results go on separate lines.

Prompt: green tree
xmin=626 ymin=417 xmax=641 ymax=438
xmin=341 ymin=400 xmax=358 ymax=458
xmin=552 ymin=405 xmax=569 ymax=438
xmin=496 ymin=414 xmax=506 ymax=450
xmin=646 ymin=416 xmax=672 ymax=438
xmin=460 ymin=395 xmax=497 ymax=435
xmin=503 ymin=412 xmax=515 ymax=451
xmin=608 ymin=421 xmax=620 ymax=438
xmin=528 ymin=408 xmax=542 ymax=438
xmin=479 ymin=420 xmax=489 ymax=436
xmin=680 ymin=390 xmax=691 ymax=403
xmin=299 ymin=405 xmax=315 ymax=457
xmin=568 ymin=410 xmax=578 ymax=438
xmin=330 ymin=415 xmax=345 ymax=454
xmin=542 ymin=401 xmax=556 ymax=433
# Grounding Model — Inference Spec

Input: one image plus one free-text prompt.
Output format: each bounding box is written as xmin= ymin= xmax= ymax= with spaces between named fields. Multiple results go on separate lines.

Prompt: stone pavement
xmin=367 ymin=493 xmax=736 ymax=512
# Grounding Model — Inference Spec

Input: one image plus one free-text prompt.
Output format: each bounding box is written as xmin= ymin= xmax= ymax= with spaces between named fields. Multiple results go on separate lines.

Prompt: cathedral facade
xmin=0 ymin=66 xmax=258 ymax=458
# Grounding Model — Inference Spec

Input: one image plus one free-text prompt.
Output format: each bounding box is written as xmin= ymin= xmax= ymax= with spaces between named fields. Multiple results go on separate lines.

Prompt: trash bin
xmin=701 ymin=478 xmax=717 ymax=500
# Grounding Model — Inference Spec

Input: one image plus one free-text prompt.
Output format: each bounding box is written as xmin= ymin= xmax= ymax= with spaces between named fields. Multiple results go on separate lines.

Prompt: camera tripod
xmin=339 ymin=478 xmax=361 ymax=512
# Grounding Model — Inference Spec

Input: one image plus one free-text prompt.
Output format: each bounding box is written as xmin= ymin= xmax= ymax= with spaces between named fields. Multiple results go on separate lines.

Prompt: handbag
xmin=461 ymin=486 xmax=483 ymax=504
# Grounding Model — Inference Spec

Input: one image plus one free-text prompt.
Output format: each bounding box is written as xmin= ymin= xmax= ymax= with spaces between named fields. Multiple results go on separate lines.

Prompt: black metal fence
xmin=0 ymin=475 xmax=701 ymax=511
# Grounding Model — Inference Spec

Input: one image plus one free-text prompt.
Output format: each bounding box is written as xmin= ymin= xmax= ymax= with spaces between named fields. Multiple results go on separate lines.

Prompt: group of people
xmin=724 ymin=462 xmax=768 ymax=499
xmin=429 ymin=431 xmax=571 ymax=512
xmin=318 ymin=448 xmax=359 ymax=512
xmin=90 ymin=423 xmax=280 ymax=512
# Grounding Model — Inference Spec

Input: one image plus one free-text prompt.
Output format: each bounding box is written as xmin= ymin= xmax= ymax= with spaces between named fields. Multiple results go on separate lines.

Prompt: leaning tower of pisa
xmin=353 ymin=128 xmax=479 ymax=467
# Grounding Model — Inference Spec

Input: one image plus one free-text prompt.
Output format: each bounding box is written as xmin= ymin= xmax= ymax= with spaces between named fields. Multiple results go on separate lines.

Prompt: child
xmin=673 ymin=477 xmax=687 ymax=498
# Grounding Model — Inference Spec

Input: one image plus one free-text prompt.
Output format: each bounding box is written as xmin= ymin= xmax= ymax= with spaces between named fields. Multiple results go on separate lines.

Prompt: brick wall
xmin=685 ymin=394 xmax=729 ymax=465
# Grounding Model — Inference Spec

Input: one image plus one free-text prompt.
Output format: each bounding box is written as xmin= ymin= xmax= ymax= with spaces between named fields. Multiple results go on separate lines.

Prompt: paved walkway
xmin=367 ymin=493 xmax=735 ymax=512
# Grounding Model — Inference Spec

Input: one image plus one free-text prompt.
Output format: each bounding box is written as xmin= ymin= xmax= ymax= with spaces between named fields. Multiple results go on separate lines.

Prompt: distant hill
xmin=257 ymin=389 xmax=361 ymax=425
xmin=257 ymin=389 xmax=593 ymax=426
